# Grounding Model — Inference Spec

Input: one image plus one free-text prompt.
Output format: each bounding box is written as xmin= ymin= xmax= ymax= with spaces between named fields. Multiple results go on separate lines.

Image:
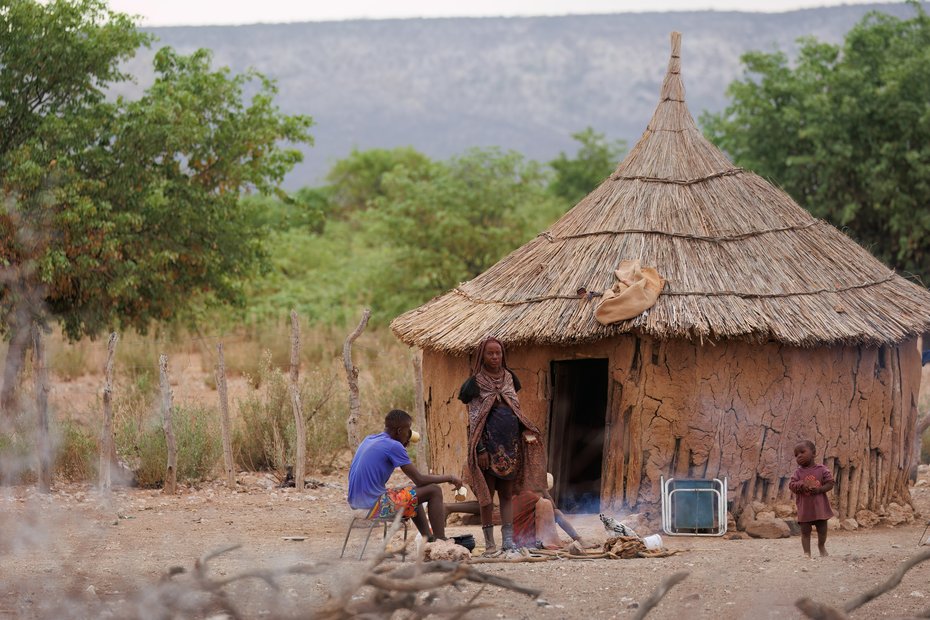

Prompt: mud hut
xmin=390 ymin=33 xmax=930 ymax=521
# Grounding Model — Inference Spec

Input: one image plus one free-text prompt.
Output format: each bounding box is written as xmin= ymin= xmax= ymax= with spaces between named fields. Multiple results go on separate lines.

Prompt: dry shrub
xmin=113 ymin=380 xmax=221 ymax=487
xmin=234 ymin=352 xmax=344 ymax=473
xmin=118 ymin=404 xmax=221 ymax=488
xmin=54 ymin=418 xmax=97 ymax=481
xmin=49 ymin=342 xmax=90 ymax=381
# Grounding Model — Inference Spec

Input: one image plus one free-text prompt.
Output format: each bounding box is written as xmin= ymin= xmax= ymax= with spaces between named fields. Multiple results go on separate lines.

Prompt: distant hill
xmin=114 ymin=3 xmax=924 ymax=189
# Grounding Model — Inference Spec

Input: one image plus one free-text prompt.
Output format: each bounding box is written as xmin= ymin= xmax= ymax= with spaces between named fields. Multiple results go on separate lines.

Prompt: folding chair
xmin=660 ymin=476 xmax=728 ymax=536
xmin=339 ymin=509 xmax=409 ymax=561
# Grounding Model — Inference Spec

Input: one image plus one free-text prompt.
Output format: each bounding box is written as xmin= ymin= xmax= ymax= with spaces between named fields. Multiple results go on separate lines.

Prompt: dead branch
xmin=32 ymin=322 xmax=51 ymax=492
xmin=289 ymin=309 xmax=306 ymax=489
xmin=98 ymin=332 xmax=118 ymax=492
xmin=215 ymin=342 xmax=236 ymax=487
xmin=795 ymin=548 xmax=930 ymax=619
xmin=794 ymin=598 xmax=848 ymax=620
xmin=842 ymin=547 xmax=930 ymax=613
xmin=343 ymin=308 xmax=370 ymax=450
xmin=633 ymin=571 xmax=689 ymax=620
xmin=158 ymin=354 xmax=177 ymax=495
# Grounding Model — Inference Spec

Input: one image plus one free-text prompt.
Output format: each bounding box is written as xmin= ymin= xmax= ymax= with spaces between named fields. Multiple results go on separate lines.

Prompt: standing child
xmin=788 ymin=440 xmax=835 ymax=557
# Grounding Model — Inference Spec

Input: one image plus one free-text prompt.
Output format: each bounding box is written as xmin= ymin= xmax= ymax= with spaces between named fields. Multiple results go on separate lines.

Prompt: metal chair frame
xmin=660 ymin=476 xmax=728 ymax=537
xmin=339 ymin=512 xmax=409 ymax=561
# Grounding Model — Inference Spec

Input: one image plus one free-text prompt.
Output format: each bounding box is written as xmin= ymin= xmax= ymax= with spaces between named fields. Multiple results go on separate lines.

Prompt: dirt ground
xmin=1 ymin=359 xmax=926 ymax=618
xmin=1 ymin=463 xmax=929 ymax=620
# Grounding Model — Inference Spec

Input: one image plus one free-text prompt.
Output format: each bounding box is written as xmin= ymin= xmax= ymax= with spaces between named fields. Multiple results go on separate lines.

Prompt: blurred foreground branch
xmin=796 ymin=547 xmax=930 ymax=619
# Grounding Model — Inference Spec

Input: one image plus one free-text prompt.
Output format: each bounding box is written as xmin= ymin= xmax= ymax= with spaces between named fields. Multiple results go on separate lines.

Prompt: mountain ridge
xmin=113 ymin=3 xmax=924 ymax=188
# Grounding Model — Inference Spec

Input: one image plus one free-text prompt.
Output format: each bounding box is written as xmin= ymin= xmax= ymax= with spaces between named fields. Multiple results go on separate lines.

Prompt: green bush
xmin=55 ymin=419 xmax=98 ymax=481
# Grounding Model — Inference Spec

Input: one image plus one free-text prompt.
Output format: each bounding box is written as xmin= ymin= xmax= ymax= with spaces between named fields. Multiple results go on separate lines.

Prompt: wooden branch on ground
xmin=215 ymin=343 xmax=236 ymax=487
xmin=796 ymin=548 xmax=930 ymax=619
xmin=289 ymin=310 xmax=306 ymax=489
xmin=98 ymin=332 xmax=118 ymax=493
xmin=632 ymin=571 xmax=689 ymax=620
xmin=343 ymin=308 xmax=370 ymax=451
xmin=159 ymin=354 xmax=177 ymax=495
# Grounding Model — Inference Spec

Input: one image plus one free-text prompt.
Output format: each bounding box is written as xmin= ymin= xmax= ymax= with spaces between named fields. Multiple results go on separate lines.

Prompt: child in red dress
xmin=788 ymin=440 xmax=835 ymax=557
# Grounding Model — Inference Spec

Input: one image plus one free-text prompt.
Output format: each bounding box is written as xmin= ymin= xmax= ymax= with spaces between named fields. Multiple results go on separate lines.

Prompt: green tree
xmin=365 ymin=148 xmax=559 ymax=317
xmin=701 ymin=2 xmax=930 ymax=283
xmin=548 ymin=127 xmax=627 ymax=206
xmin=0 ymin=0 xmax=312 ymax=411
xmin=324 ymin=146 xmax=432 ymax=217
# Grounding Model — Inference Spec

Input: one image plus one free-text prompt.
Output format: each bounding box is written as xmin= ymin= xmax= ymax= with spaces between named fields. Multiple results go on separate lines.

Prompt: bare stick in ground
xmin=289 ymin=309 xmax=306 ymax=489
xmin=32 ymin=322 xmax=51 ymax=492
xmin=98 ymin=332 xmax=118 ymax=493
xmin=215 ymin=342 xmax=236 ymax=487
xmin=413 ymin=349 xmax=428 ymax=468
xmin=633 ymin=571 xmax=689 ymax=620
xmin=344 ymin=308 xmax=370 ymax=451
xmin=796 ymin=547 xmax=930 ymax=619
xmin=159 ymin=354 xmax=177 ymax=495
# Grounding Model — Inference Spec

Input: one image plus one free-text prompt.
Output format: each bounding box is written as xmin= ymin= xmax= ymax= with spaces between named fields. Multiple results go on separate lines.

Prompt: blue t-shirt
xmin=347 ymin=432 xmax=412 ymax=509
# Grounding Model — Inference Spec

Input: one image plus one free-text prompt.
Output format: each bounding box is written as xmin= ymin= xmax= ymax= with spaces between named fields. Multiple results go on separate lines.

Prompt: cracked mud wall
xmin=422 ymin=337 xmax=920 ymax=518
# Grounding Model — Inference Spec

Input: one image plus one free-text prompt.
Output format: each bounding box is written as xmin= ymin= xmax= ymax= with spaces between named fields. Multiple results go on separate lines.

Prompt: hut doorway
xmin=547 ymin=359 xmax=609 ymax=513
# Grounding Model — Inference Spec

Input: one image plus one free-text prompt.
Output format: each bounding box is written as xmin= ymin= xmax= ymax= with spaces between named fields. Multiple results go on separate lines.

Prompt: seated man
xmin=348 ymin=409 xmax=462 ymax=540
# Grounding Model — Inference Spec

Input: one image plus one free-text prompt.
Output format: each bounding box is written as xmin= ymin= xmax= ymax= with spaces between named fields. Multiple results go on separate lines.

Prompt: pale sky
xmin=107 ymin=0 xmax=897 ymax=27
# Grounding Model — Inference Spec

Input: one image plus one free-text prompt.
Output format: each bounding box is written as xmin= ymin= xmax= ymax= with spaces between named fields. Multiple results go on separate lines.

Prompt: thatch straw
xmin=391 ymin=32 xmax=930 ymax=354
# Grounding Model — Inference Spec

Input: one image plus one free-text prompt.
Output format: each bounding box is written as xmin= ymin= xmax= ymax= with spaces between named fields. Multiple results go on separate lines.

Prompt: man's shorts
xmin=366 ymin=486 xmax=418 ymax=520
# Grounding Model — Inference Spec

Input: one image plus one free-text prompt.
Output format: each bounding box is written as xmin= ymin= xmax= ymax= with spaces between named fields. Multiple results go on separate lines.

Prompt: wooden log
xmin=215 ymin=343 xmax=236 ymax=488
xmin=159 ymin=354 xmax=177 ymax=495
xmin=289 ymin=310 xmax=306 ymax=489
xmin=98 ymin=332 xmax=118 ymax=493
xmin=32 ymin=323 xmax=51 ymax=493
xmin=344 ymin=309 xmax=371 ymax=451
xmin=413 ymin=350 xmax=428 ymax=469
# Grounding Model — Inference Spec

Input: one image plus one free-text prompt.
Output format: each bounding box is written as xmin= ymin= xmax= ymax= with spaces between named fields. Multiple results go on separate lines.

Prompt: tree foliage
xmin=548 ymin=127 xmax=627 ymax=207
xmin=324 ymin=146 xmax=432 ymax=218
xmin=361 ymin=148 xmax=560 ymax=318
xmin=701 ymin=2 xmax=930 ymax=282
xmin=0 ymin=0 xmax=313 ymax=344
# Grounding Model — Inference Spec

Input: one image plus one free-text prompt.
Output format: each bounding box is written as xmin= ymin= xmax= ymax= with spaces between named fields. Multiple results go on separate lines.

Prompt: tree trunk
xmin=159 ymin=354 xmax=177 ymax=495
xmin=98 ymin=333 xmax=119 ymax=493
xmin=289 ymin=310 xmax=306 ymax=490
xmin=32 ymin=323 xmax=51 ymax=492
xmin=1 ymin=318 xmax=32 ymax=418
xmin=343 ymin=309 xmax=371 ymax=451
xmin=215 ymin=343 xmax=236 ymax=488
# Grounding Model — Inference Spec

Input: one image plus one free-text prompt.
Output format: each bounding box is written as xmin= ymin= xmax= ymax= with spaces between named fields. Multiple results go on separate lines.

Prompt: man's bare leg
xmin=414 ymin=483 xmax=447 ymax=539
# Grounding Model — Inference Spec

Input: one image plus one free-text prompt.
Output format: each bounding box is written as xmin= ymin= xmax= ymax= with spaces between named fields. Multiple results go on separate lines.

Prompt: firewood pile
xmin=603 ymin=535 xmax=679 ymax=559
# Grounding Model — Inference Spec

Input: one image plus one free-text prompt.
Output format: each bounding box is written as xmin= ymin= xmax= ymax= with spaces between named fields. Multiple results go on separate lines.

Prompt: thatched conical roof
xmin=392 ymin=32 xmax=930 ymax=354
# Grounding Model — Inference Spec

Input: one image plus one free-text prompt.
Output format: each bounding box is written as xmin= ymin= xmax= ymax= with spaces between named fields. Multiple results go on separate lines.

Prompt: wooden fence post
xmin=413 ymin=350 xmax=428 ymax=469
xmin=32 ymin=323 xmax=51 ymax=492
xmin=159 ymin=354 xmax=177 ymax=495
xmin=344 ymin=309 xmax=371 ymax=451
xmin=98 ymin=332 xmax=118 ymax=493
xmin=215 ymin=343 xmax=236 ymax=488
xmin=289 ymin=310 xmax=306 ymax=489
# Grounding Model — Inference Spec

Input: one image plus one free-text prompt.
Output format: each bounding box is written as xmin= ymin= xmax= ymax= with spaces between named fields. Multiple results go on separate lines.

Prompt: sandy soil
xmin=1 ymin=465 xmax=929 ymax=620
xmin=1 ymin=355 xmax=925 ymax=618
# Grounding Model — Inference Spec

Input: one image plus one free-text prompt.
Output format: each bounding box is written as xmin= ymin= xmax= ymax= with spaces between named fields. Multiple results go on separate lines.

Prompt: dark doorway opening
xmin=547 ymin=359 xmax=608 ymax=513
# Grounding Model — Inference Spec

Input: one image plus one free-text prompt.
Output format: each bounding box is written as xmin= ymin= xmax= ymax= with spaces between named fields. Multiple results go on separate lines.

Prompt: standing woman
xmin=459 ymin=336 xmax=546 ymax=553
